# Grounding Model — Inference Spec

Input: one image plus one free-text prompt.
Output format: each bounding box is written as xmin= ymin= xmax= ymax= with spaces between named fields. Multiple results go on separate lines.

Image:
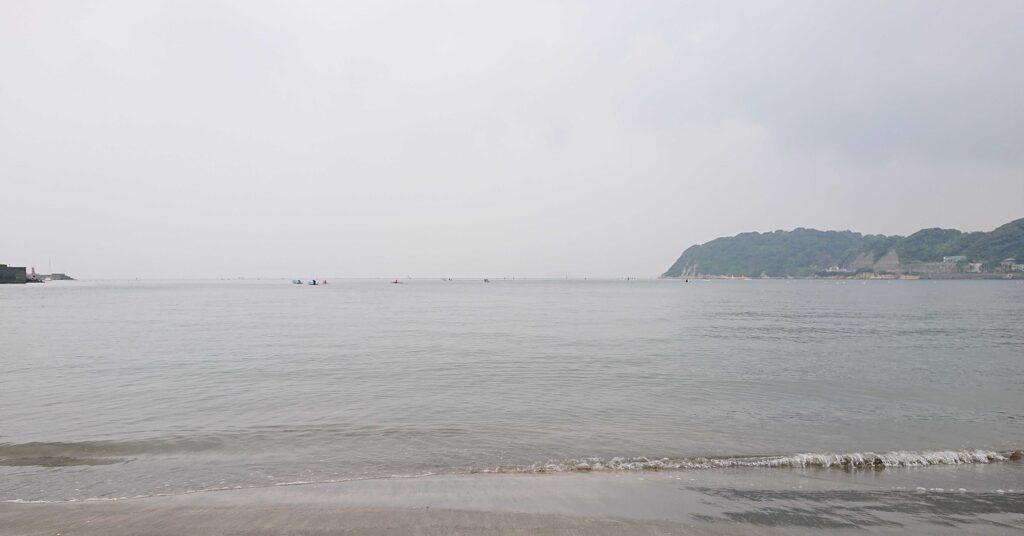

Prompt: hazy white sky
xmin=2 ymin=0 xmax=1022 ymax=278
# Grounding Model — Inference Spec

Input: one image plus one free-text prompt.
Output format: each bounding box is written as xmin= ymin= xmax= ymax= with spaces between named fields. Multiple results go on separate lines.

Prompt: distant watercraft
xmin=308 ymin=279 xmax=318 ymax=285
xmin=292 ymin=279 xmax=303 ymax=284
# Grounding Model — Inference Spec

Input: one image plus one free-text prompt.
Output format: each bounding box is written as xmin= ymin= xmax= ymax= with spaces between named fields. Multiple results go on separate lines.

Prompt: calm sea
xmin=1 ymin=279 xmax=1022 ymax=501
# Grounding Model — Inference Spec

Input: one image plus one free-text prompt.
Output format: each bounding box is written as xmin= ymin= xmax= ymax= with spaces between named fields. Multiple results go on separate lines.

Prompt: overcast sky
xmin=2 ymin=1 xmax=1022 ymax=278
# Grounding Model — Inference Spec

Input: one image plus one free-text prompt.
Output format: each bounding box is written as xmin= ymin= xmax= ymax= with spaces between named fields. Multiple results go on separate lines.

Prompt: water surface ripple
xmin=1 ymin=279 xmax=1022 ymax=500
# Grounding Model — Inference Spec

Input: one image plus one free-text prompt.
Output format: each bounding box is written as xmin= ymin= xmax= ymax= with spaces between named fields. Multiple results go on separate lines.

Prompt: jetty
xmin=0 ymin=264 xmax=75 ymax=284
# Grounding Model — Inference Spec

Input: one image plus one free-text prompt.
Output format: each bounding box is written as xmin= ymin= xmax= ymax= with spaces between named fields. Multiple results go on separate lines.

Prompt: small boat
xmin=292 ymin=279 xmax=303 ymax=284
xmin=308 ymin=279 xmax=318 ymax=285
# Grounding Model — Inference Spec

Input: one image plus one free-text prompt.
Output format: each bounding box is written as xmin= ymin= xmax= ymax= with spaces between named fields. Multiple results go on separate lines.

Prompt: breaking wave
xmin=0 ymin=438 xmax=1018 ymax=475
xmin=480 ymin=449 xmax=1021 ymax=474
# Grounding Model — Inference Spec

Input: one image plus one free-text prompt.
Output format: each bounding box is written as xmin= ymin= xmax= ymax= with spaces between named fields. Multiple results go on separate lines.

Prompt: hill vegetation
xmin=662 ymin=218 xmax=1024 ymax=278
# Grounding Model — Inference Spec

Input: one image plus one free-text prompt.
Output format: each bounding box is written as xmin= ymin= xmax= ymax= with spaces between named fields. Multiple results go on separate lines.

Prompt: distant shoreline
xmin=662 ymin=273 xmax=1022 ymax=281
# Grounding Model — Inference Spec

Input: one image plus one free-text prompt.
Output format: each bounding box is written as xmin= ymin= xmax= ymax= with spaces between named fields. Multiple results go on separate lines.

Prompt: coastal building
xmin=967 ymin=262 xmax=984 ymax=273
xmin=1001 ymin=258 xmax=1024 ymax=272
xmin=0 ymin=264 xmax=27 ymax=284
xmin=942 ymin=256 xmax=967 ymax=263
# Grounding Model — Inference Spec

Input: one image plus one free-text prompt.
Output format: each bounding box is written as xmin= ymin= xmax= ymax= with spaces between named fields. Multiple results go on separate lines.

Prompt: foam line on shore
xmin=484 ymin=449 xmax=1020 ymax=473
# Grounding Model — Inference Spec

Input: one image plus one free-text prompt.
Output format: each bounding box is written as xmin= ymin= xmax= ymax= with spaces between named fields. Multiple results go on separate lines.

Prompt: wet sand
xmin=2 ymin=470 xmax=1022 ymax=535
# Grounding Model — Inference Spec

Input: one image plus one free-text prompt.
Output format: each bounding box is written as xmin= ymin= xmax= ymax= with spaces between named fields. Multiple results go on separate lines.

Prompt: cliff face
xmin=662 ymin=218 xmax=1024 ymax=278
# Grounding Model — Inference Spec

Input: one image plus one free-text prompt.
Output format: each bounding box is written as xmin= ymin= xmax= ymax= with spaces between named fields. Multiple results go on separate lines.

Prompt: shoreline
xmin=662 ymin=274 xmax=1022 ymax=280
xmin=3 ymin=467 xmax=1022 ymax=535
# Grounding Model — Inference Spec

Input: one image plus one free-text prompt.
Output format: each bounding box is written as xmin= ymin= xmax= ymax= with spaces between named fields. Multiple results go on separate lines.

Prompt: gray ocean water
xmin=1 ymin=279 xmax=1022 ymax=502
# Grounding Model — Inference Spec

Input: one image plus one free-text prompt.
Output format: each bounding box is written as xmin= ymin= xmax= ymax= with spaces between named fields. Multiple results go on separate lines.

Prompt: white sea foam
xmin=488 ymin=449 xmax=1016 ymax=473
xmin=2 ymin=450 xmax=1018 ymax=504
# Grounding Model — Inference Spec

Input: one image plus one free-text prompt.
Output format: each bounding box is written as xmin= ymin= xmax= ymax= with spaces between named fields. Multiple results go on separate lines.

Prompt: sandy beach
xmin=3 ymin=468 xmax=1022 ymax=535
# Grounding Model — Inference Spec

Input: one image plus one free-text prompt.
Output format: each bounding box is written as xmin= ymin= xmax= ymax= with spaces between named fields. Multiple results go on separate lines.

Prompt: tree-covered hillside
xmin=662 ymin=218 xmax=1024 ymax=278
xmin=662 ymin=229 xmax=870 ymax=278
xmin=962 ymin=218 xmax=1024 ymax=262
